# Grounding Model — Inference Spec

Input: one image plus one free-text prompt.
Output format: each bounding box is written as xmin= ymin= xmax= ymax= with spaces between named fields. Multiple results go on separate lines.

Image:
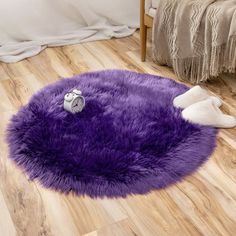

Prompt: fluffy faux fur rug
xmin=6 ymin=70 xmax=217 ymax=198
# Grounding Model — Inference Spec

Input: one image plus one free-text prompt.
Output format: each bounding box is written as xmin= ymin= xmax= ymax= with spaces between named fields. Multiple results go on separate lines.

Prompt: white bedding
xmin=0 ymin=0 xmax=139 ymax=63
xmin=145 ymin=0 xmax=159 ymax=17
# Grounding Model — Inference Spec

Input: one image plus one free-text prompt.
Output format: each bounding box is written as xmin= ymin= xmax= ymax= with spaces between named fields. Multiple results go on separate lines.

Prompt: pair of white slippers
xmin=173 ymin=86 xmax=236 ymax=128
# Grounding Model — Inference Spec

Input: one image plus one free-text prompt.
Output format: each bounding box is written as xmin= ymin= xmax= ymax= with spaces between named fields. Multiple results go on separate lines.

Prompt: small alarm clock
xmin=64 ymin=89 xmax=85 ymax=113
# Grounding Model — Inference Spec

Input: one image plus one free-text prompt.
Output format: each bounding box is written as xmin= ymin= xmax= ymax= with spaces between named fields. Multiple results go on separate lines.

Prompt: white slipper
xmin=173 ymin=85 xmax=222 ymax=109
xmin=182 ymin=99 xmax=236 ymax=128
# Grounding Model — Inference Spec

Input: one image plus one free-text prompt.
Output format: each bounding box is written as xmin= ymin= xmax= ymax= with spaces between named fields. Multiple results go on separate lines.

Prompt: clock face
xmin=72 ymin=97 xmax=84 ymax=113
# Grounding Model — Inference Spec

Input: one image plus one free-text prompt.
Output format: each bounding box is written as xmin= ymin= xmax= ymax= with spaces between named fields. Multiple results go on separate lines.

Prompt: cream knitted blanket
xmin=152 ymin=0 xmax=236 ymax=83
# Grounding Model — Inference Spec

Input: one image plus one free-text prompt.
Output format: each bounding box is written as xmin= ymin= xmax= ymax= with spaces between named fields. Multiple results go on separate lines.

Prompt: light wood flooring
xmin=0 ymin=31 xmax=236 ymax=236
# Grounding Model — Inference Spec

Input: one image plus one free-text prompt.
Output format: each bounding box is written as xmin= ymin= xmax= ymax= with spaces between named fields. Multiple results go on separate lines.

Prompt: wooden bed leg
xmin=140 ymin=0 xmax=147 ymax=61
xmin=140 ymin=25 xmax=147 ymax=62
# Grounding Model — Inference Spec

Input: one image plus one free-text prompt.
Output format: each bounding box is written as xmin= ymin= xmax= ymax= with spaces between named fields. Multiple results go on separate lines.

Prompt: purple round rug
xmin=7 ymin=70 xmax=217 ymax=198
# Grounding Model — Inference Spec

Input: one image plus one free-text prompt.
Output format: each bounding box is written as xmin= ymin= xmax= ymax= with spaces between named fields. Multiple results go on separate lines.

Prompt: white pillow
xmin=152 ymin=0 xmax=159 ymax=9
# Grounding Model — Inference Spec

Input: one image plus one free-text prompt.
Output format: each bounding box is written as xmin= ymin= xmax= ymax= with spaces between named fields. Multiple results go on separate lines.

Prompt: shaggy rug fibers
xmin=7 ymin=70 xmax=218 ymax=197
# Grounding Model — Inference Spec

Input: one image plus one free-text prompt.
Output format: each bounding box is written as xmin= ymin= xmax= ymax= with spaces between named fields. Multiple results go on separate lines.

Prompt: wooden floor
xmin=0 ymin=31 xmax=236 ymax=236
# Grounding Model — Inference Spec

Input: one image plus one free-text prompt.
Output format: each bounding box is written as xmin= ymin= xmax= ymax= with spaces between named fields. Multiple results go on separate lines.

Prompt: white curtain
xmin=0 ymin=0 xmax=139 ymax=63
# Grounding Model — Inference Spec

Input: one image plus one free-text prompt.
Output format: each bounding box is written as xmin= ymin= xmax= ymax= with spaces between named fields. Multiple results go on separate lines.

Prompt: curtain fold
xmin=0 ymin=0 xmax=139 ymax=63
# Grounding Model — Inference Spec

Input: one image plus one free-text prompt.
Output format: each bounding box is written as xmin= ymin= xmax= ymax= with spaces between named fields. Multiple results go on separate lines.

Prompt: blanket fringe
xmin=167 ymin=35 xmax=236 ymax=84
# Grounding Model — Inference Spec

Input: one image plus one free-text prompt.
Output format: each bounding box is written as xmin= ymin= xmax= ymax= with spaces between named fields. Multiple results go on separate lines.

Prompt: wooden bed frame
xmin=140 ymin=0 xmax=154 ymax=61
